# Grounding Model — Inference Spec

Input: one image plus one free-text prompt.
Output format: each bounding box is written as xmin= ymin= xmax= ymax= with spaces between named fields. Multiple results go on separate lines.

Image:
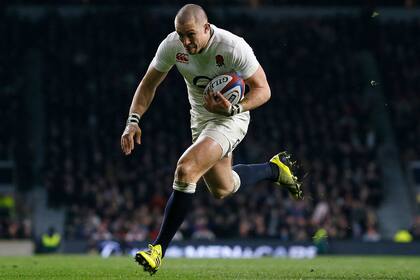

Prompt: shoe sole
xmin=135 ymin=253 xmax=157 ymax=275
xmin=284 ymin=182 xmax=303 ymax=200
xmin=277 ymin=152 xmax=304 ymax=200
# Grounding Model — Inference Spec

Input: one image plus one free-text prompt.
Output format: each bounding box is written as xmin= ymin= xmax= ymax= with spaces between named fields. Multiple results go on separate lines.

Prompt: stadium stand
xmin=10 ymin=8 xmax=420 ymax=243
xmin=0 ymin=12 xmax=32 ymax=239
xmin=374 ymin=18 xmax=420 ymax=229
xmin=13 ymin=11 xmax=381 ymax=244
xmin=0 ymin=13 xmax=22 ymax=161
xmin=375 ymin=19 xmax=420 ymax=165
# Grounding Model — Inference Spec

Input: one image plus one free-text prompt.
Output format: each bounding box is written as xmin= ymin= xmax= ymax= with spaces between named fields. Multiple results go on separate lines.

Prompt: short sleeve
xmin=232 ymin=38 xmax=260 ymax=80
xmin=150 ymin=37 xmax=175 ymax=73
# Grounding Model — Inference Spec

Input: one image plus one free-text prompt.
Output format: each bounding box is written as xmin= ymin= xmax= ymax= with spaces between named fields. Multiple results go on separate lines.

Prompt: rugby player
xmin=120 ymin=4 xmax=303 ymax=275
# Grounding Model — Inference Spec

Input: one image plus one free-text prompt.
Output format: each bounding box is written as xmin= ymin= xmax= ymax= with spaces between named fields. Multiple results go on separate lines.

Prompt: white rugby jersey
xmin=150 ymin=24 xmax=259 ymax=121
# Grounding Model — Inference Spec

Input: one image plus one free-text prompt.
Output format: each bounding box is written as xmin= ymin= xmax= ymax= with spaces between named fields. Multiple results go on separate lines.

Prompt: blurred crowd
xmin=0 ymin=193 xmax=32 ymax=239
xmin=2 ymin=0 xmax=397 ymax=8
xmin=375 ymin=20 xmax=420 ymax=165
xmin=0 ymin=12 xmax=32 ymax=239
xmin=39 ymin=11 xmax=383 ymax=244
xmin=160 ymin=0 xmax=408 ymax=6
xmin=0 ymin=14 xmax=22 ymax=160
xmin=0 ymin=7 xmax=418 ymax=243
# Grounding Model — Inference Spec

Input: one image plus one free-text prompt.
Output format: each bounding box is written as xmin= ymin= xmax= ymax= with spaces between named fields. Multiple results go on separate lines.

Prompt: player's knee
xmin=175 ymin=161 xmax=196 ymax=181
xmin=209 ymin=187 xmax=231 ymax=200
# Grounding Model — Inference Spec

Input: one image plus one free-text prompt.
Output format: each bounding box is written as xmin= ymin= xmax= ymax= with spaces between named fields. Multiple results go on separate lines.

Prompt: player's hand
xmin=121 ymin=123 xmax=142 ymax=155
xmin=203 ymin=90 xmax=231 ymax=116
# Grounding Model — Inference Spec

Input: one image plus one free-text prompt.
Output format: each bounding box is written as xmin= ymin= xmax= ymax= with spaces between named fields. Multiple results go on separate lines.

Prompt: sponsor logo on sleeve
xmin=176 ymin=53 xmax=189 ymax=63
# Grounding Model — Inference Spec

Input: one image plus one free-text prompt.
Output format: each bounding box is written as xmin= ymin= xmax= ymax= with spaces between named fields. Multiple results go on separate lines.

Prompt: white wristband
xmin=127 ymin=113 xmax=141 ymax=125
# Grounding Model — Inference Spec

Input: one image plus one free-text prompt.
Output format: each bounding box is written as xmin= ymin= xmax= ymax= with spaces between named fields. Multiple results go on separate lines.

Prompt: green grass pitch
xmin=1 ymin=255 xmax=419 ymax=279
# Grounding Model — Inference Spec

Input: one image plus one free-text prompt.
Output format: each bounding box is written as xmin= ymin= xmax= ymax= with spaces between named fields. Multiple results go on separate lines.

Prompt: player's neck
xmin=199 ymin=26 xmax=214 ymax=54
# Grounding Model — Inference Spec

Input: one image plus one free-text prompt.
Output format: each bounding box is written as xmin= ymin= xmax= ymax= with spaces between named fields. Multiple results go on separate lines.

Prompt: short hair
xmin=175 ymin=4 xmax=208 ymax=25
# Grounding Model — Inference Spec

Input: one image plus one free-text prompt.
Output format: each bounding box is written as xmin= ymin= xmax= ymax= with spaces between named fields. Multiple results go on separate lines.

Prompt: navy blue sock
xmin=153 ymin=190 xmax=193 ymax=256
xmin=232 ymin=162 xmax=278 ymax=188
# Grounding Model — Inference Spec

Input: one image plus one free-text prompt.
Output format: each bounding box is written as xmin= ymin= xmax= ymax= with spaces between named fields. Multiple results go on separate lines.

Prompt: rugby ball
xmin=204 ymin=73 xmax=245 ymax=105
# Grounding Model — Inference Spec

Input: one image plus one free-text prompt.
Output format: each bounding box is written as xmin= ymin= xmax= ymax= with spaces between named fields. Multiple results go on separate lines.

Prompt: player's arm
xmin=204 ymin=36 xmax=270 ymax=116
xmin=129 ymin=66 xmax=168 ymax=118
xmin=239 ymin=65 xmax=270 ymax=112
xmin=121 ymin=67 xmax=168 ymax=155
xmin=204 ymin=66 xmax=270 ymax=116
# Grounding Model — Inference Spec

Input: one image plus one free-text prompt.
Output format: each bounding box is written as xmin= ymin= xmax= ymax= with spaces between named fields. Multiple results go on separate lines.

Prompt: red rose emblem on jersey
xmin=215 ymin=55 xmax=224 ymax=67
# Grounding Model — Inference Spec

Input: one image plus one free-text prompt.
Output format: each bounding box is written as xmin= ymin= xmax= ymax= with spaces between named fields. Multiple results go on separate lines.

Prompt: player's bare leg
xmin=135 ymin=136 xmax=223 ymax=275
xmin=203 ymin=155 xmax=236 ymax=199
xmin=205 ymin=152 xmax=303 ymax=200
xmin=174 ymin=136 xmax=223 ymax=183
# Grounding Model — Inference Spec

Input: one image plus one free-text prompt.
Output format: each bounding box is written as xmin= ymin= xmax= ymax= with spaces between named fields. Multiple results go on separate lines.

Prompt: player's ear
xmin=204 ymin=23 xmax=211 ymax=33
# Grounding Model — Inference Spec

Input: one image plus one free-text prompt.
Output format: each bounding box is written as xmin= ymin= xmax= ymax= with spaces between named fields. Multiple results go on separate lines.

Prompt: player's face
xmin=175 ymin=21 xmax=210 ymax=55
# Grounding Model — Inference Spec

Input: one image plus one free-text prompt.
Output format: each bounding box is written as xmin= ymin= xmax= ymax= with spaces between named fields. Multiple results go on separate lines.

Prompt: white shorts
xmin=191 ymin=112 xmax=250 ymax=158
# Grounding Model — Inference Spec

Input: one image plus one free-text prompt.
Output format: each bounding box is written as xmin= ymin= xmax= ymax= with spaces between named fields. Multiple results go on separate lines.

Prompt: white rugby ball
xmin=204 ymin=73 xmax=245 ymax=105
